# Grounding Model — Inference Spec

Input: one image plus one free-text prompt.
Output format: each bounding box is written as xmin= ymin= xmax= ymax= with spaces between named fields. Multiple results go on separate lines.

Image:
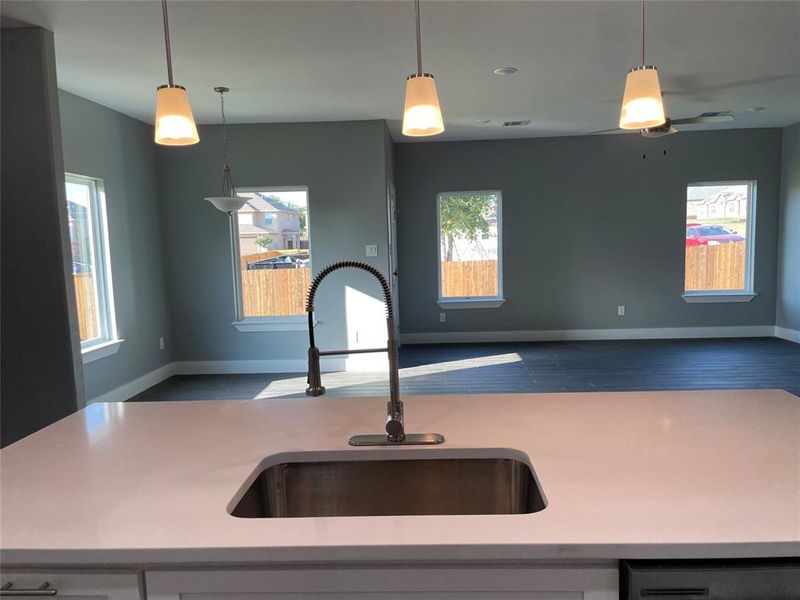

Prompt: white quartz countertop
xmin=1 ymin=390 xmax=799 ymax=566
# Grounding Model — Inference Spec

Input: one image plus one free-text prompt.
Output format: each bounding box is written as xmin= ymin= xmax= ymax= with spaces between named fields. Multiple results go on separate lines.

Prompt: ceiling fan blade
xmin=671 ymin=112 xmax=735 ymax=125
xmin=642 ymin=127 xmax=678 ymax=138
xmin=587 ymin=127 xmax=628 ymax=135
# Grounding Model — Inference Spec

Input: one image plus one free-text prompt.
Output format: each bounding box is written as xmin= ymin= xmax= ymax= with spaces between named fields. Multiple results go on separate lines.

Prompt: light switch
xmin=365 ymin=244 xmax=378 ymax=257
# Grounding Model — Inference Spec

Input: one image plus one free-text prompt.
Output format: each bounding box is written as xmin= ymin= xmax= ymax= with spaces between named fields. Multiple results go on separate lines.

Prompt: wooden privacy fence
xmin=441 ymin=260 xmax=498 ymax=298
xmin=241 ymin=268 xmax=311 ymax=317
xmin=440 ymin=244 xmax=745 ymax=299
xmin=76 ymin=246 xmax=744 ymax=333
xmin=239 ymin=251 xmax=281 ymax=270
xmin=73 ymin=273 xmax=99 ymax=341
xmin=685 ymin=241 xmax=746 ymax=291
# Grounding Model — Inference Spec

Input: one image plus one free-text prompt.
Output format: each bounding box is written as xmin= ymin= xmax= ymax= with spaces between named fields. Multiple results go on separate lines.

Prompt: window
xmin=437 ymin=191 xmax=504 ymax=309
xmin=233 ymin=187 xmax=311 ymax=327
xmin=65 ymin=174 xmax=119 ymax=356
xmin=684 ymin=180 xmax=756 ymax=302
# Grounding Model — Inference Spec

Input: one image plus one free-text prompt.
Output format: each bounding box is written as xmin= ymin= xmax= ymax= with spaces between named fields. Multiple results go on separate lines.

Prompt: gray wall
xmin=158 ymin=120 xmax=391 ymax=365
xmin=777 ymin=123 xmax=800 ymax=331
xmin=394 ymin=129 xmax=782 ymax=335
xmin=59 ymin=91 xmax=174 ymax=399
xmin=1 ymin=27 xmax=82 ymax=446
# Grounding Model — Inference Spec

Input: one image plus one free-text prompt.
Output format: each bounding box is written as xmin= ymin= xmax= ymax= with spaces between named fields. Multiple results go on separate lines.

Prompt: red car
xmin=685 ymin=223 xmax=744 ymax=247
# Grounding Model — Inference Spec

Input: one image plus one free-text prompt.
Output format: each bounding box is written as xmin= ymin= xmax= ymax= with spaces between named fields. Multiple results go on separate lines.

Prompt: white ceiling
xmin=3 ymin=0 xmax=799 ymax=142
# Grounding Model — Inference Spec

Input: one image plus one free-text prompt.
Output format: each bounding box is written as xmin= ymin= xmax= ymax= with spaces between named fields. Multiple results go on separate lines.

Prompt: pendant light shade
xmin=619 ymin=66 xmax=665 ymax=130
xmin=403 ymin=74 xmax=444 ymax=137
xmin=155 ymin=85 xmax=199 ymax=145
xmin=401 ymin=0 xmax=444 ymax=137
xmin=618 ymin=0 xmax=665 ymax=131
xmin=154 ymin=0 xmax=199 ymax=146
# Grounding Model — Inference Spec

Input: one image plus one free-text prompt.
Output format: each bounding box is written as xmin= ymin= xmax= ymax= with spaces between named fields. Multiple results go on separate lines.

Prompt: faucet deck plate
xmin=348 ymin=433 xmax=445 ymax=446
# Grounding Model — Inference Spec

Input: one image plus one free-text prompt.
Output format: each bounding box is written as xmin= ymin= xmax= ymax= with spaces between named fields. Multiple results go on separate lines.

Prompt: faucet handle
xmin=385 ymin=400 xmax=405 ymax=442
xmin=306 ymin=346 xmax=326 ymax=396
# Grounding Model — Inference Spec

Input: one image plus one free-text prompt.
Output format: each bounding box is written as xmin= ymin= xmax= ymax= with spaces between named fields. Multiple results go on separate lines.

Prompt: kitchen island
xmin=1 ymin=390 xmax=798 ymax=597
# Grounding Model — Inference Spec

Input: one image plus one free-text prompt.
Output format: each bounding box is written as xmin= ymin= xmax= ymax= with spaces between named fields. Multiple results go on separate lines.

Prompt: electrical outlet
xmin=617 ymin=305 xmax=626 ymax=317
xmin=365 ymin=244 xmax=378 ymax=257
xmin=159 ymin=336 xmax=165 ymax=350
xmin=439 ymin=313 xmax=446 ymax=323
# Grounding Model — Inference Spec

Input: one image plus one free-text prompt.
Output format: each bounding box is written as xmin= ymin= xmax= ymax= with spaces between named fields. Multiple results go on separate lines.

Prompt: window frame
xmin=231 ymin=185 xmax=312 ymax=331
xmin=65 ymin=173 xmax=121 ymax=360
xmin=682 ymin=179 xmax=757 ymax=303
xmin=436 ymin=190 xmax=505 ymax=310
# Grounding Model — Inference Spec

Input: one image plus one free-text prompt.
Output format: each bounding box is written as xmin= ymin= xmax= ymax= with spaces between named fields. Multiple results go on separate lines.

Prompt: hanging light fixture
xmin=619 ymin=0 xmax=666 ymax=130
xmin=154 ymin=0 xmax=199 ymax=145
xmin=205 ymin=87 xmax=246 ymax=213
xmin=205 ymin=87 xmax=246 ymax=317
xmin=402 ymin=0 xmax=444 ymax=137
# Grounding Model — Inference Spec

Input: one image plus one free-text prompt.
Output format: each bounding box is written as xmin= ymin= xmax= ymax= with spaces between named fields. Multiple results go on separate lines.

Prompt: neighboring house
xmin=687 ymin=188 xmax=748 ymax=220
xmin=237 ymin=193 xmax=303 ymax=254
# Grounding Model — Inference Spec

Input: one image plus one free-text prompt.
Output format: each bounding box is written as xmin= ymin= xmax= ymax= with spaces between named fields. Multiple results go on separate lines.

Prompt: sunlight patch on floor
xmin=254 ymin=352 xmax=523 ymax=399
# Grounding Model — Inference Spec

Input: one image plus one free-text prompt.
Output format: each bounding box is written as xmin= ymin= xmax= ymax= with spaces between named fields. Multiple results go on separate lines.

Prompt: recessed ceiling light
xmin=493 ymin=67 xmax=518 ymax=75
xmin=747 ymin=106 xmax=766 ymax=112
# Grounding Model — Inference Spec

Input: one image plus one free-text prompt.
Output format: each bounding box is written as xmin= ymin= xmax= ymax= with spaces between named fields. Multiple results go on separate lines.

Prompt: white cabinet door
xmin=147 ymin=566 xmax=618 ymax=600
xmin=0 ymin=572 xmax=142 ymax=600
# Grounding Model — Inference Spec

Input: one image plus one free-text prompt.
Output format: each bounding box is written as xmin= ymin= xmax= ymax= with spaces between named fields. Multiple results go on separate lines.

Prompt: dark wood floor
xmin=131 ymin=338 xmax=800 ymax=402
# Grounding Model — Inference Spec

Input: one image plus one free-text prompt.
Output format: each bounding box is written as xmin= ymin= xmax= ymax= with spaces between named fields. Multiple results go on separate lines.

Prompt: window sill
xmin=682 ymin=293 xmax=757 ymax=304
xmin=81 ymin=338 xmax=124 ymax=364
xmin=437 ymin=298 xmax=506 ymax=310
xmin=232 ymin=317 xmax=315 ymax=332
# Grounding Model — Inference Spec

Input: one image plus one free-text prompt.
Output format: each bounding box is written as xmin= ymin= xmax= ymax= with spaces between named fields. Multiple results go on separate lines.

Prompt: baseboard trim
xmin=172 ymin=357 xmax=361 ymax=375
xmin=400 ymin=325 xmax=776 ymax=345
xmin=774 ymin=326 xmax=800 ymax=344
xmin=87 ymin=363 xmax=174 ymax=404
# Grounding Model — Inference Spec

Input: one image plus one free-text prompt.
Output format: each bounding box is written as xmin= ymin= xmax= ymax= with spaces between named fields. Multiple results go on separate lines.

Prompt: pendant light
xmin=205 ymin=87 xmax=245 ymax=318
xmin=154 ymin=0 xmax=199 ymax=145
xmin=205 ymin=87 xmax=246 ymax=214
xmin=618 ymin=0 xmax=666 ymax=130
xmin=402 ymin=0 xmax=444 ymax=137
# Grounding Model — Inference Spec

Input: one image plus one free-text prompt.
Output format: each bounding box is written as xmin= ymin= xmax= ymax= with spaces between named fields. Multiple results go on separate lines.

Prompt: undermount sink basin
xmin=230 ymin=451 xmax=546 ymax=518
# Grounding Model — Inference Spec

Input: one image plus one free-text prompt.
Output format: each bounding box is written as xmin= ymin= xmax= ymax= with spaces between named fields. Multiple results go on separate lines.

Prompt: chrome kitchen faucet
xmin=305 ymin=260 xmax=444 ymax=446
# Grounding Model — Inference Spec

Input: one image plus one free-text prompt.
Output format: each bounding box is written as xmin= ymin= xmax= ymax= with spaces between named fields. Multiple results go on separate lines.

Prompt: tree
xmin=284 ymin=200 xmax=308 ymax=235
xmin=255 ymin=234 xmax=272 ymax=251
xmin=439 ymin=194 xmax=495 ymax=261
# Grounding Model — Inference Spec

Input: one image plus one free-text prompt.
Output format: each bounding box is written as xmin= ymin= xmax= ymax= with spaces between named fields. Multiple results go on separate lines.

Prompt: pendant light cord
xmin=640 ymin=0 xmax=645 ymax=65
xmin=414 ymin=0 xmax=422 ymax=75
xmin=217 ymin=89 xmax=235 ymax=197
xmin=220 ymin=91 xmax=228 ymax=166
xmin=162 ymin=0 xmax=174 ymax=86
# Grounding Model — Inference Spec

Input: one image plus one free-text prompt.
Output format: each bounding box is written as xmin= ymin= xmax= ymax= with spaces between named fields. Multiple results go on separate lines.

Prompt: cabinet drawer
xmin=147 ymin=566 xmax=618 ymax=599
xmin=621 ymin=559 xmax=800 ymax=600
xmin=0 ymin=572 xmax=142 ymax=600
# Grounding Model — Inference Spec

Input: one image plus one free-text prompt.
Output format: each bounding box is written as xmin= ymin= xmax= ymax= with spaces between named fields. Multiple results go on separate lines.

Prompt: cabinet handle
xmin=0 ymin=583 xmax=57 ymax=596
xmin=641 ymin=589 xmax=708 ymax=597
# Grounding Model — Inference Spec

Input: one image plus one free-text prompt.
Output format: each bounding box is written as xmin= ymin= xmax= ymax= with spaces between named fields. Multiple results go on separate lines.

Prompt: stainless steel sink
xmin=230 ymin=454 xmax=546 ymax=518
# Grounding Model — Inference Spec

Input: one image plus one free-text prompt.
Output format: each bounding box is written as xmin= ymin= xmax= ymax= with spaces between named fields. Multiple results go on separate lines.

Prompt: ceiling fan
xmin=592 ymin=112 xmax=735 ymax=137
